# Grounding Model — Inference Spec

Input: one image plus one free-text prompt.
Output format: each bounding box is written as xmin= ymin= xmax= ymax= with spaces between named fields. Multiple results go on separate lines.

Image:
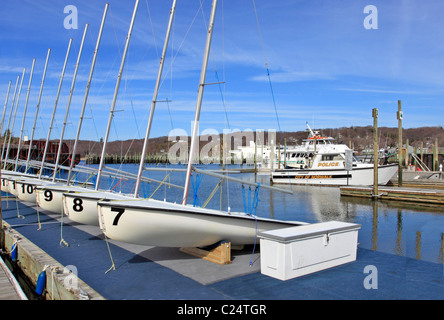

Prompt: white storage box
xmin=259 ymin=221 xmax=361 ymax=281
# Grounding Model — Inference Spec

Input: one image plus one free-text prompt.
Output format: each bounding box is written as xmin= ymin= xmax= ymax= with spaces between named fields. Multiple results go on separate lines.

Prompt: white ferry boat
xmin=271 ymin=124 xmax=398 ymax=186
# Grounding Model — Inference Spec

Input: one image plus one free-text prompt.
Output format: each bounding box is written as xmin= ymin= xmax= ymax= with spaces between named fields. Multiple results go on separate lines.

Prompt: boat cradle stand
xmin=180 ymin=241 xmax=232 ymax=265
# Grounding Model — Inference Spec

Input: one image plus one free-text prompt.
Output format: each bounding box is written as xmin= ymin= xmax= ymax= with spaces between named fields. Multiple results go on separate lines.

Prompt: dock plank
xmin=340 ymin=186 xmax=444 ymax=205
xmin=0 ymin=256 xmax=27 ymax=300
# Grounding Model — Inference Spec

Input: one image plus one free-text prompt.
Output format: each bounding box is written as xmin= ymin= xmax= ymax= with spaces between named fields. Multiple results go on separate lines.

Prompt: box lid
xmin=258 ymin=221 xmax=361 ymax=242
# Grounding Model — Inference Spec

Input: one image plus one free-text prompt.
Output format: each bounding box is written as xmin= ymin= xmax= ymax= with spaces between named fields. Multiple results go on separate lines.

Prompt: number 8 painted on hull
xmin=73 ymin=198 xmax=83 ymax=212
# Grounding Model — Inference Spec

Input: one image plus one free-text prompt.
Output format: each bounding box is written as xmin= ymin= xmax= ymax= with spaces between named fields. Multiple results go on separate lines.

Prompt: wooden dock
xmin=0 ymin=256 xmax=27 ymax=300
xmin=340 ymin=185 xmax=444 ymax=206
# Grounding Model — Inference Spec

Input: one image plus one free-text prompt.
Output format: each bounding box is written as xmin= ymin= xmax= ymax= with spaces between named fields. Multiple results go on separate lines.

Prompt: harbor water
xmin=69 ymin=162 xmax=444 ymax=265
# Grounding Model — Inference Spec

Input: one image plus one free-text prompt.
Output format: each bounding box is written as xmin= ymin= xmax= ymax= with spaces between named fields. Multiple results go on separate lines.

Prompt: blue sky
xmin=1 ymin=0 xmax=443 ymax=143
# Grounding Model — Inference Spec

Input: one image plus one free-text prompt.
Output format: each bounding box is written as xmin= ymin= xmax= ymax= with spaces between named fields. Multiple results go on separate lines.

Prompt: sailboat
xmin=95 ymin=0 xmax=305 ymax=248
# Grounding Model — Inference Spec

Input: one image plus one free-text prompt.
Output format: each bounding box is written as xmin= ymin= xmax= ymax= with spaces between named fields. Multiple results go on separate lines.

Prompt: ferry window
xmin=322 ymin=154 xmax=341 ymax=161
xmin=333 ymin=154 xmax=343 ymax=161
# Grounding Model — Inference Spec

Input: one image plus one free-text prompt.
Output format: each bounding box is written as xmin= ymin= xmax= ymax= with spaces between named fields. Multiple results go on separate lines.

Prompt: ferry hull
xmin=271 ymin=164 xmax=398 ymax=186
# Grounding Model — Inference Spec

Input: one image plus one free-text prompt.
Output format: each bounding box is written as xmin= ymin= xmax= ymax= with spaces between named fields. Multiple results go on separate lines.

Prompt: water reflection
xmin=338 ymin=193 xmax=444 ymax=264
xmin=264 ymin=182 xmax=444 ymax=264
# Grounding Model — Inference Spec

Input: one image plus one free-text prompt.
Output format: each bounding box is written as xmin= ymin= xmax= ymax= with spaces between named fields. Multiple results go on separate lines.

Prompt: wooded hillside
xmin=62 ymin=125 xmax=444 ymax=158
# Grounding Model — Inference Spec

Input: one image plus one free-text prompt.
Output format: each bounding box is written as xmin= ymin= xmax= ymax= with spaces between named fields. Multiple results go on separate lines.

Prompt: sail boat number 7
xmin=111 ymin=207 xmax=125 ymax=225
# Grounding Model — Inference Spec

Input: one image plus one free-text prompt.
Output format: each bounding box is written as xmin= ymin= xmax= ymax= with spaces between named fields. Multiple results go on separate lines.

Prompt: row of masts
xmin=2 ymin=0 xmax=289 ymax=202
xmin=0 ymin=4 xmax=108 ymax=184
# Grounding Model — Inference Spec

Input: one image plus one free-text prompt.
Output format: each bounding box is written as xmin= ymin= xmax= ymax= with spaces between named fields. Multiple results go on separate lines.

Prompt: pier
xmin=340 ymin=186 xmax=444 ymax=206
xmin=0 ymin=255 xmax=27 ymax=300
xmin=1 ymin=196 xmax=443 ymax=301
xmin=341 ymin=170 xmax=444 ymax=206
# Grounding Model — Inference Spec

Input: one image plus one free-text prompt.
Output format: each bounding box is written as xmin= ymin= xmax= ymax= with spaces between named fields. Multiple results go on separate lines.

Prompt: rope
xmin=110 ymin=177 xmax=124 ymax=192
xmin=80 ymin=171 xmax=96 ymax=188
xmin=104 ymin=234 xmax=116 ymax=274
xmin=59 ymin=205 xmax=69 ymax=248
xmin=36 ymin=205 xmax=42 ymax=230
xmin=252 ymin=0 xmax=283 ymax=145
xmin=191 ymin=173 xmax=203 ymax=207
xmin=147 ymin=173 xmax=170 ymax=200
xmin=15 ymin=196 xmax=24 ymax=219
xmin=249 ymin=214 xmax=258 ymax=267
xmin=202 ymin=180 xmax=222 ymax=208
xmin=241 ymin=183 xmax=261 ymax=266
xmin=42 ymin=265 xmax=60 ymax=300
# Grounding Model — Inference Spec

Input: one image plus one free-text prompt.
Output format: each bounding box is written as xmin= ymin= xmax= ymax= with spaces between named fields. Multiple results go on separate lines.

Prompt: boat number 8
xmin=73 ymin=198 xmax=83 ymax=212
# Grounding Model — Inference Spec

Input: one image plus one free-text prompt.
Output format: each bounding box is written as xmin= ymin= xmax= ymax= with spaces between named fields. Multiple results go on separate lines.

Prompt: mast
xmin=95 ymin=0 xmax=139 ymax=191
xmin=134 ymin=0 xmax=177 ymax=197
xmin=182 ymin=0 xmax=218 ymax=205
xmin=67 ymin=3 xmax=109 ymax=184
xmin=15 ymin=59 xmax=36 ymax=170
xmin=25 ymin=49 xmax=51 ymax=173
xmin=0 ymin=81 xmax=12 ymax=135
xmin=38 ymin=38 xmax=72 ymax=179
xmin=1 ymin=76 xmax=20 ymax=165
xmin=52 ymin=24 xmax=88 ymax=182
xmin=4 ymin=68 xmax=26 ymax=170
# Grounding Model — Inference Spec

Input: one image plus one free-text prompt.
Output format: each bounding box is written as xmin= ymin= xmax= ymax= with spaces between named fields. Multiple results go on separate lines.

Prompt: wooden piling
xmin=372 ymin=108 xmax=378 ymax=197
xmin=397 ymin=100 xmax=403 ymax=187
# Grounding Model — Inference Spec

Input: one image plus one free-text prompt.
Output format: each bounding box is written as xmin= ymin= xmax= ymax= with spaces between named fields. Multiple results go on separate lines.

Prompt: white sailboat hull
xmin=97 ymin=199 xmax=306 ymax=248
xmin=63 ymin=191 xmax=131 ymax=226
xmin=271 ymin=164 xmax=398 ymax=186
xmin=1 ymin=176 xmax=11 ymax=193
xmin=1 ymin=171 xmax=24 ymax=193
xmin=36 ymin=185 xmax=92 ymax=214
xmin=16 ymin=178 xmax=50 ymax=203
xmin=7 ymin=179 xmax=19 ymax=196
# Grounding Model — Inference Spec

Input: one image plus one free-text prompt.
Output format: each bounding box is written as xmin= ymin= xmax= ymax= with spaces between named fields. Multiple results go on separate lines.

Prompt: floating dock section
xmin=340 ymin=186 xmax=444 ymax=206
xmin=2 ymin=221 xmax=105 ymax=300
xmin=1 ymin=198 xmax=444 ymax=300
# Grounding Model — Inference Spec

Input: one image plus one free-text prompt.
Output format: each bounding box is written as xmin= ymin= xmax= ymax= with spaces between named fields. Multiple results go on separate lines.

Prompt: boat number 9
xmin=111 ymin=207 xmax=125 ymax=226
xmin=44 ymin=190 xmax=53 ymax=201
xmin=73 ymin=198 xmax=83 ymax=212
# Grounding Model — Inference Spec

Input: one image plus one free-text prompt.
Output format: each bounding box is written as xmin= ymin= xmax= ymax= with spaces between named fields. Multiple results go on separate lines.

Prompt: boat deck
xmin=1 ymin=196 xmax=443 ymax=302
